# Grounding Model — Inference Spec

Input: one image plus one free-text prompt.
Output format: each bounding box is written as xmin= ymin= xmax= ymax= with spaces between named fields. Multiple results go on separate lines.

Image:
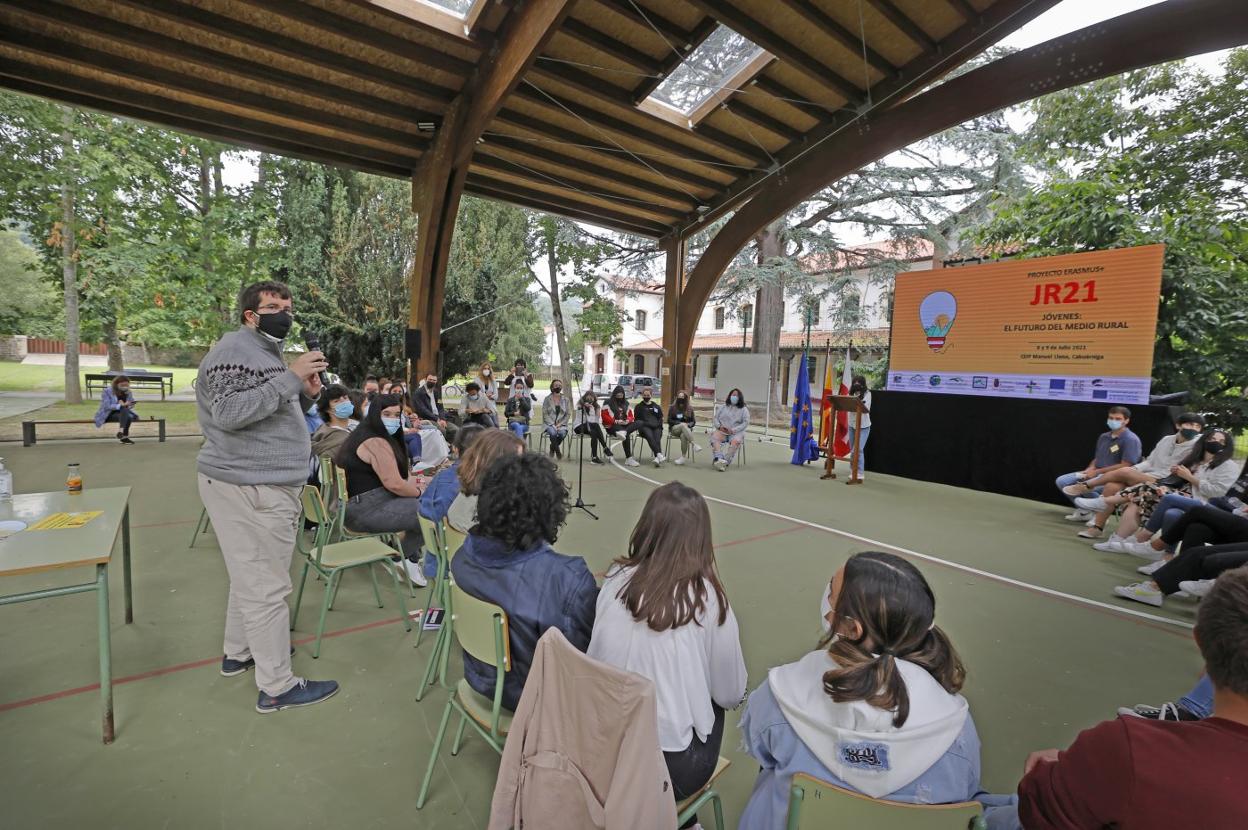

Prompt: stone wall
xmin=0 ymin=335 xmax=28 ymax=361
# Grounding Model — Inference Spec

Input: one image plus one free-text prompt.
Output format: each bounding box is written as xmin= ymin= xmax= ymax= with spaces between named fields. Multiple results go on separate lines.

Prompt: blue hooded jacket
xmin=450 ymin=532 xmax=598 ymax=710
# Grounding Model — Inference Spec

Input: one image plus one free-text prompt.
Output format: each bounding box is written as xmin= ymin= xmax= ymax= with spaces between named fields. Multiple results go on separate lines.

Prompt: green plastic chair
xmin=676 ymin=755 xmax=730 ymax=830
xmin=416 ymin=577 xmax=511 ymax=810
xmin=328 ymin=464 xmax=412 ymax=596
xmin=188 ymin=507 xmax=212 ymax=548
xmin=291 ymin=485 xmax=412 ymax=658
xmin=785 ymin=773 xmax=987 ymax=830
xmin=415 ymin=521 xmax=469 ymax=702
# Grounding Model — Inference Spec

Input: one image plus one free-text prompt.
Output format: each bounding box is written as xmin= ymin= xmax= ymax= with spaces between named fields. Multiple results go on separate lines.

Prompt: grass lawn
xmin=0 ymin=401 xmax=200 ymax=442
xmin=0 ymin=362 xmax=199 ymax=393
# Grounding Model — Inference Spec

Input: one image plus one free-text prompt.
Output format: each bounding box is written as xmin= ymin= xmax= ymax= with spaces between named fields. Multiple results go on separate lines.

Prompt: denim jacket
xmin=450 ymin=533 xmax=599 ymax=710
xmin=93 ymin=387 xmax=135 ymax=427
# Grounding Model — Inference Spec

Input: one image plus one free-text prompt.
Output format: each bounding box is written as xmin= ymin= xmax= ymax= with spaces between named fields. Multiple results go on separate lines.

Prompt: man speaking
xmin=196 ymin=280 xmax=339 ymax=713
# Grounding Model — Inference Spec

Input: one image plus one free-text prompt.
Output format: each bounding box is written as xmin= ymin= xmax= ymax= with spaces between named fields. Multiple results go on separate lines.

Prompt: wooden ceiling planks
xmin=0 ymin=0 xmax=1037 ymax=237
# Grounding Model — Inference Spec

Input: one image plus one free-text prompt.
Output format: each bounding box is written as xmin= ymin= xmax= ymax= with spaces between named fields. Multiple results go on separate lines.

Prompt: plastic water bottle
xmin=0 ymin=457 xmax=11 ymax=502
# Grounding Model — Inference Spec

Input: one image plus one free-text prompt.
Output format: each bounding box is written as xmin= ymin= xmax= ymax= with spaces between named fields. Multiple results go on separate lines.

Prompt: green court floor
xmin=0 ymin=435 xmax=1202 ymax=829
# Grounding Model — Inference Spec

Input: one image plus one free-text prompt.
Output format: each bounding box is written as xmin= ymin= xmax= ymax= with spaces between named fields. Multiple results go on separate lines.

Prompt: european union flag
xmin=790 ymin=351 xmax=820 ymax=465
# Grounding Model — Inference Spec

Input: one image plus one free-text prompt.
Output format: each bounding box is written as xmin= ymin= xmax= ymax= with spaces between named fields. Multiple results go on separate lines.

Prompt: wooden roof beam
xmin=1 ymin=27 xmax=428 ymax=151
xmin=947 ymin=0 xmax=984 ymax=22
xmin=7 ymin=0 xmax=449 ymax=117
xmin=596 ymin=0 xmax=690 ymax=44
xmin=466 ymin=175 xmax=667 ymax=236
xmin=749 ymin=75 xmax=834 ymax=121
xmin=774 ymin=0 xmax=897 ymax=75
xmin=0 ymin=61 xmax=421 ymax=172
xmin=718 ymin=99 xmax=802 ymax=143
xmin=866 ymin=0 xmax=938 ymax=54
xmin=471 ymin=155 xmax=687 ymax=220
xmin=686 ymin=0 xmax=864 ymax=103
xmin=560 ymin=18 xmax=659 ymax=73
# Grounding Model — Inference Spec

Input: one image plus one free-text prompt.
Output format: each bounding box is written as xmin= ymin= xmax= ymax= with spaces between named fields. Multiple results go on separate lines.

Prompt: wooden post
xmin=661 ymin=235 xmax=685 ymax=412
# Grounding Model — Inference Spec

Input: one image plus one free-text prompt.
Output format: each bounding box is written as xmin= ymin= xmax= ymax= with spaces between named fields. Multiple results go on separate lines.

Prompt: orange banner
xmin=887 ymin=245 xmax=1164 ymax=403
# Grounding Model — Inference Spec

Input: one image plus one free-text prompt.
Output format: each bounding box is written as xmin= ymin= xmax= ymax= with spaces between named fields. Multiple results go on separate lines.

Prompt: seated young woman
xmin=93 ymin=375 xmax=139 ymax=444
xmin=738 ymin=551 xmax=1007 ymax=829
xmin=588 ymin=482 xmax=747 ymax=827
xmin=667 ymin=390 xmax=700 ymax=464
xmin=602 ymin=385 xmax=636 ymax=465
xmin=415 ymin=423 xmax=486 ymax=579
xmin=711 ymin=389 xmax=749 ymax=472
xmin=310 ymin=383 xmax=356 ymax=461
xmin=445 ymin=429 xmax=525 ymax=534
xmin=1081 ymin=429 xmax=1238 ymax=553
xmin=572 ymin=391 xmax=611 ymax=464
xmin=504 ymin=377 xmax=531 ymax=440
xmin=334 ymin=393 xmax=430 ymax=587
xmin=450 ymin=452 xmax=598 ymax=711
xmin=461 ymin=381 xmax=497 ymax=428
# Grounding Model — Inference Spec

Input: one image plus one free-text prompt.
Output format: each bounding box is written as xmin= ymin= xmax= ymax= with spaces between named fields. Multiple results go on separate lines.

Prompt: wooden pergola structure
xmin=2 ymin=0 xmax=1245 ymax=405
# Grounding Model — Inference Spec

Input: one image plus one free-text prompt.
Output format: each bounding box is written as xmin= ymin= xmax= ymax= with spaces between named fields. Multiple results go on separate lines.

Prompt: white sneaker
xmin=1122 ymin=540 xmax=1165 ymax=561
xmin=654 ymin=453 xmax=666 ymax=466
xmin=1179 ymin=579 xmax=1215 ymax=597
xmin=1075 ymin=495 xmax=1108 ymax=511
xmin=1113 ymin=581 xmax=1163 ymax=607
xmin=1093 ymin=537 xmax=1127 ymax=553
xmin=625 ymin=457 xmax=640 ymax=467
xmin=1064 ymin=508 xmax=1093 ymax=522
xmin=1137 ymin=559 xmax=1166 ymax=576
xmin=674 ymin=458 xmax=686 ymax=465
xmin=402 ymin=559 xmax=429 ymax=588
xmin=1085 ymin=515 xmax=1100 ymax=527
xmin=692 ymin=443 xmax=702 ymax=453
xmin=713 ymin=459 xmax=727 ymax=472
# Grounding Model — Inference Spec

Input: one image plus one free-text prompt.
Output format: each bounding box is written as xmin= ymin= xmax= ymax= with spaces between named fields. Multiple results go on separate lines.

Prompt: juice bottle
xmin=66 ymin=462 xmax=83 ymax=495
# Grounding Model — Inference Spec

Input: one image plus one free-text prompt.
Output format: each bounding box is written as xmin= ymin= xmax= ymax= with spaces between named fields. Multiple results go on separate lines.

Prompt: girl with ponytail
xmin=737 ymin=551 xmax=1012 ymax=829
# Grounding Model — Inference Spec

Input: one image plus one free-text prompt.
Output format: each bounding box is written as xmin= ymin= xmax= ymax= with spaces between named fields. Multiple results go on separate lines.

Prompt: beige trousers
xmin=198 ymin=473 xmax=301 ymax=696
xmin=670 ymin=423 xmax=696 ymax=455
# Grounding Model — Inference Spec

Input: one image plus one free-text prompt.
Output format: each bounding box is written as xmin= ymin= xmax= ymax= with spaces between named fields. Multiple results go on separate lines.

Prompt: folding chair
xmin=188 ymin=507 xmax=212 ymax=548
xmin=416 ymin=522 xmax=468 ymax=701
xmin=676 ymin=756 xmax=731 ymax=830
xmin=417 ymin=577 xmax=511 ymax=809
xmin=290 ymin=485 xmax=411 ymax=658
xmin=785 ymin=773 xmax=987 ymax=830
xmin=328 ymin=465 xmax=410 ymax=595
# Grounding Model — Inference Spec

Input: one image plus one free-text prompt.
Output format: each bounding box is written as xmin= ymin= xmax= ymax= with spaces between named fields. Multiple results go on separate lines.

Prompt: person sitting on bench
xmin=93 ymin=375 xmax=139 ymax=444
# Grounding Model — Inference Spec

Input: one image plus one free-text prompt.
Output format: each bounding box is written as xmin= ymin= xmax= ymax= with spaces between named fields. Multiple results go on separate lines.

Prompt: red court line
xmin=715 ymin=524 xmax=807 ymax=549
xmin=0 ymin=616 xmax=406 ymax=713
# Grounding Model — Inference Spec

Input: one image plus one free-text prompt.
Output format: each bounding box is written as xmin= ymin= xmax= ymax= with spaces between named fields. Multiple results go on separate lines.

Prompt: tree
xmin=0 ymin=226 xmax=53 ymax=334
xmin=975 ymin=51 xmax=1248 ymax=425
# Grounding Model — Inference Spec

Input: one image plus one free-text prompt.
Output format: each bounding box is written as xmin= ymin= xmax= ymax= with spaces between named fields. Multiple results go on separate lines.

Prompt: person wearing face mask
xmin=361 ymin=376 xmax=380 ymax=417
xmin=412 ymin=373 xmax=458 ymax=442
xmin=196 ymin=279 xmax=338 ymax=713
xmin=573 ymin=391 xmax=611 ymax=465
xmin=710 ymin=388 xmax=749 ymax=472
xmin=310 ymin=384 xmax=356 ymax=461
xmin=94 ymin=374 xmax=139 ymax=444
xmin=502 ymin=358 xmax=534 ymax=400
xmin=504 ymin=378 xmax=532 ymax=441
xmin=667 ymin=390 xmax=700 ymax=464
xmin=632 ymin=387 xmax=666 ymax=466
xmin=542 ymin=379 xmax=570 ymax=459
xmin=461 ymin=381 xmax=496 ymax=428
xmin=335 ymin=393 xmax=430 ymax=588
xmin=602 ymin=385 xmax=637 ymax=466
xmin=737 ymin=552 xmax=1009 ymax=830
xmin=1065 ymin=412 xmax=1207 ymax=539
xmin=1080 ymin=429 xmax=1239 ymax=557
xmin=846 ymin=375 xmax=872 ymax=479
xmin=475 ymin=361 xmax=498 ymax=408
xmin=1053 ymin=406 xmax=1143 ymax=524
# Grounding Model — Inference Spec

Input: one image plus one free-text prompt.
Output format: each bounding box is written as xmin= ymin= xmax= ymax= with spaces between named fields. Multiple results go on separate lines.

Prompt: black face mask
xmin=426 ymin=381 xmax=436 ymax=390
xmin=253 ymin=309 xmax=292 ymax=340
xmin=1206 ymin=443 xmax=1226 ymax=454
xmin=551 ymin=386 xmax=562 ymax=394
xmin=1180 ymin=428 xmax=1201 ymax=440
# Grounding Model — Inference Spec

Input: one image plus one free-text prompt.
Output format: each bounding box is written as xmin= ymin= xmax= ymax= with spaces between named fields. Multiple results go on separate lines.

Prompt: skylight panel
xmin=645 ymin=25 xmax=763 ymax=116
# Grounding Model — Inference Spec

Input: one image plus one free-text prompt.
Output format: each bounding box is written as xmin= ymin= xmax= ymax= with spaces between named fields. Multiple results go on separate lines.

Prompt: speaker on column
xmin=405 ymin=328 xmax=422 ymax=361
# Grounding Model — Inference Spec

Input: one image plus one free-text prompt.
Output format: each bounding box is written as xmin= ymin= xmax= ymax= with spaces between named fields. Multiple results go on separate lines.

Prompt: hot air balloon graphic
xmin=919 ymin=291 xmax=957 ymax=352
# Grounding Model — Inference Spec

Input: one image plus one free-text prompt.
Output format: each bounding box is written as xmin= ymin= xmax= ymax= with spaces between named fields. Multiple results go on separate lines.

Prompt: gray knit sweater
xmin=196 ymin=326 xmax=312 ymax=486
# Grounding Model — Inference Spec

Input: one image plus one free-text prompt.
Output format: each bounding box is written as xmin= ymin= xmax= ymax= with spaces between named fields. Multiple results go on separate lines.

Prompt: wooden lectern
xmin=821 ymin=395 xmax=868 ymax=484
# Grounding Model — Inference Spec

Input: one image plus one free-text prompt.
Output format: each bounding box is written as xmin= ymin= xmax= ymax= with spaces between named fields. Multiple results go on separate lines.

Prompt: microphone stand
xmin=571 ymin=407 xmax=598 ymax=520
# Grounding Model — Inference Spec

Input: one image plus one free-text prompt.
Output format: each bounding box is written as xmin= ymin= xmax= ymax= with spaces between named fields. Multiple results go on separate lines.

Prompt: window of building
xmin=633 ymin=353 xmax=645 ymax=374
xmin=635 ymin=309 xmax=646 ymax=331
xmin=808 ymin=358 xmax=819 ymax=384
xmin=714 ymin=307 xmax=725 ymax=329
xmin=710 ymin=356 xmax=719 ymax=378
xmin=595 ymin=353 xmax=605 ymax=373
xmin=740 ymin=303 xmax=753 ymax=329
xmin=643 ymin=26 xmax=764 ymax=117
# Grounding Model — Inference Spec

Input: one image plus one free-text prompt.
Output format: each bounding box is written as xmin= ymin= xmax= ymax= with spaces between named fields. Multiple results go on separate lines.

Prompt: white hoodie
xmin=767 ymin=649 xmax=968 ymax=799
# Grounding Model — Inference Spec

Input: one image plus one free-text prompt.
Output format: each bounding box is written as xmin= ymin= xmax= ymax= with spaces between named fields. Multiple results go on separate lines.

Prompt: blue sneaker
xmin=221 ymin=646 xmax=296 ymax=677
xmin=256 ymin=678 xmax=339 ymax=714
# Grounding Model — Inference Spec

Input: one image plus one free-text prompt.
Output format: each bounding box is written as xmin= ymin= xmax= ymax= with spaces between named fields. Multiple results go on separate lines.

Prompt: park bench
xmin=84 ymin=370 xmax=175 ymax=400
xmin=22 ymin=417 xmax=167 ymax=448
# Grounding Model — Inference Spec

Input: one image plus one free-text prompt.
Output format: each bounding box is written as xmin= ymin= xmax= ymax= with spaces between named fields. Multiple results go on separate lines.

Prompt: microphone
xmin=303 ymin=330 xmax=330 ymax=390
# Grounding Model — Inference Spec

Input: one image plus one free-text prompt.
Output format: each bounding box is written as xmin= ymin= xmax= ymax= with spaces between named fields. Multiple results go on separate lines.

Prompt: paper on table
xmin=28 ymin=511 xmax=104 ymax=531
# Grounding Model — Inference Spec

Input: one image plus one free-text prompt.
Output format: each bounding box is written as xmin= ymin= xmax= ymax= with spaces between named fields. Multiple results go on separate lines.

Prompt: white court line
xmin=608 ymin=457 xmax=1193 ymax=631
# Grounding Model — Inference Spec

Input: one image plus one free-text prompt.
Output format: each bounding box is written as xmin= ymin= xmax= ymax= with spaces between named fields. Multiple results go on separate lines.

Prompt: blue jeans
xmin=847 ymin=425 xmax=870 ymax=472
xmin=544 ymin=426 xmax=567 ymax=450
xmin=508 ymin=421 xmax=528 ymax=439
xmin=1180 ymin=675 xmax=1214 ymax=719
xmin=1144 ymin=493 xmax=1203 ymax=535
xmin=1055 ymin=471 xmax=1103 ymax=505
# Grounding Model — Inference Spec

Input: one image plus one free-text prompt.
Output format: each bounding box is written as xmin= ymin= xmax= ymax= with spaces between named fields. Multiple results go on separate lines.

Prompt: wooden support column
xmin=406 ymin=0 xmax=573 ymax=378
xmin=661 ymin=235 xmax=687 ymax=412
